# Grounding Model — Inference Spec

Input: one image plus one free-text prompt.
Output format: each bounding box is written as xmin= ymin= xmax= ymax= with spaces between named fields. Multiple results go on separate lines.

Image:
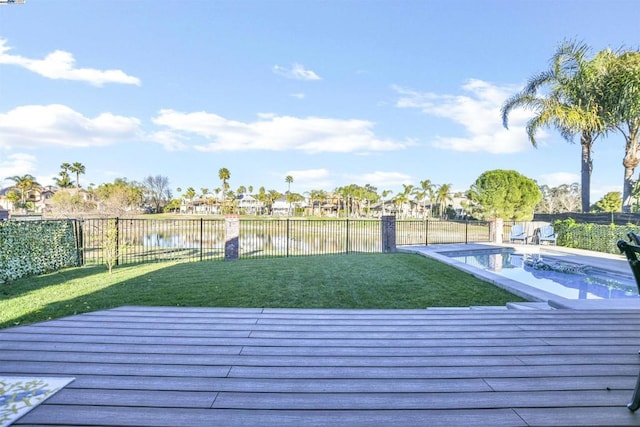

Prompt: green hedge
xmin=554 ymin=218 xmax=640 ymax=254
xmin=0 ymin=220 xmax=79 ymax=283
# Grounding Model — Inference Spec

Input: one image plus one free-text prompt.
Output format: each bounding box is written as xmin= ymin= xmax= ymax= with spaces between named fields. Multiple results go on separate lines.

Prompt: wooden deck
xmin=2 ymin=306 xmax=640 ymax=426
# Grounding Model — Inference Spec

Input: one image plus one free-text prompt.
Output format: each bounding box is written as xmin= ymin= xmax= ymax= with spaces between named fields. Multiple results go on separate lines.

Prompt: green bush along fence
xmin=553 ymin=219 xmax=640 ymax=254
xmin=0 ymin=220 xmax=78 ymax=283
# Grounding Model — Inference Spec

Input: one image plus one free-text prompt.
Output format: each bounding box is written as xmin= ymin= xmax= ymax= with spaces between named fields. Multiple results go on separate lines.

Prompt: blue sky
xmin=0 ymin=0 xmax=638 ymax=201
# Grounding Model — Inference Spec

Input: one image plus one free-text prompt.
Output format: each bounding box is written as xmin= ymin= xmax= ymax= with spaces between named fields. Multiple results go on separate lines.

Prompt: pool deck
xmin=2 ymin=305 xmax=640 ymax=426
xmin=399 ymin=243 xmax=640 ymax=311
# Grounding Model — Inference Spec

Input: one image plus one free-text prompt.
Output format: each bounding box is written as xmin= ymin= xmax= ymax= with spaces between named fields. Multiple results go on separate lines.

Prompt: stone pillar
xmin=489 ymin=218 xmax=503 ymax=244
xmin=381 ymin=215 xmax=396 ymax=253
xmin=224 ymin=215 xmax=239 ymax=261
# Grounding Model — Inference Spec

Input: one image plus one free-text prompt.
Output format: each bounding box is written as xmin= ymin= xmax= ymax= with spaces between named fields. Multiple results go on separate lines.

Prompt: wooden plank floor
xmin=2 ymin=306 xmax=640 ymax=426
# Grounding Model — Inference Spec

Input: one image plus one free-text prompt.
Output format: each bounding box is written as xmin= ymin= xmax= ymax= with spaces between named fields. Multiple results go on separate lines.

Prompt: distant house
xmin=0 ymin=185 xmax=60 ymax=214
xmin=237 ymin=194 xmax=263 ymax=215
xmin=272 ymin=196 xmax=307 ymax=216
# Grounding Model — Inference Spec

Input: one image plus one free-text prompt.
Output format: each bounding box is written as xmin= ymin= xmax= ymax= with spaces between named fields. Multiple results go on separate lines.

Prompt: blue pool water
xmin=444 ymin=248 xmax=639 ymax=300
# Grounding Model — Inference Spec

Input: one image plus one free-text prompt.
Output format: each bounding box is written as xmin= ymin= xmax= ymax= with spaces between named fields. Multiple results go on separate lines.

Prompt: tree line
xmin=3 ymin=163 xmax=633 ymax=219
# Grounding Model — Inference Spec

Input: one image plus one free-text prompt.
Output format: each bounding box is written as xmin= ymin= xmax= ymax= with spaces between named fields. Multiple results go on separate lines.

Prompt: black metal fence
xmin=74 ymin=218 xmax=492 ymax=266
xmin=396 ymin=219 xmax=492 ymax=245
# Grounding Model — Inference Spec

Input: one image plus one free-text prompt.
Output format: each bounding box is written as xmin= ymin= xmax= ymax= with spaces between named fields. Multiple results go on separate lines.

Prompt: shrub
xmin=554 ymin=218 xmax=639 ymax=254
xmin=0 ymin=220 xmax=79 ymax=283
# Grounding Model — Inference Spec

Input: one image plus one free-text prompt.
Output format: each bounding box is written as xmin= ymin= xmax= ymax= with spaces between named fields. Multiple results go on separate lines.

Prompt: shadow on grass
xmin=0 ymin=264 xmax=107 ymax=300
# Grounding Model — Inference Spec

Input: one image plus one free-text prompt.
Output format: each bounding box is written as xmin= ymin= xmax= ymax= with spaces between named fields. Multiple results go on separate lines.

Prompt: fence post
xmin=76 ymin=219 xmax=84 ymax=266
xmin=489 ymin=218 xmax=503 ymax=244
xmin=224 ymin=215 xmax=240 ymax=261
xmin=200 ymin=218 xmax=204 ymax=262
xmin=346 ymin=219 xmax=350 ymax=254
xmin=425 ymin=220 xmax=429 ymax=246
xmin=115 ymin=217 xmax=120 ymax=266
xmin=465 ymin=220 xmax=469 ymax=244
xmin=286 ymin=218 xmax=290 ymax=257
xmin=381 ymin=215 xmax=396 ymax=253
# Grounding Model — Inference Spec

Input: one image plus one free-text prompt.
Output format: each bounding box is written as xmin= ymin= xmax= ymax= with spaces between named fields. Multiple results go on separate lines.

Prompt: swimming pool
xmin=443 ymin=248 xmax=639 ymax=300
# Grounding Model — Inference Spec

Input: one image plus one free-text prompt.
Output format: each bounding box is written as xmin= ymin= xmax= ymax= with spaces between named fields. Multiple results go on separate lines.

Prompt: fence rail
xmin=72 ymin=218 xmax=492 ymax=266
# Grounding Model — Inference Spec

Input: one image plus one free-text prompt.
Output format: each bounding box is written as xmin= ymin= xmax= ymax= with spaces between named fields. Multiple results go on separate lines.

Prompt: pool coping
xmin=398 ymin=243 xmax=640 ymax=310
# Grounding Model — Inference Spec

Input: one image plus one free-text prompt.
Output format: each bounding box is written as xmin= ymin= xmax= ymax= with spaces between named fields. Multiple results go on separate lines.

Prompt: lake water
xmin=445 ymin=248 xmax=639 ymax=300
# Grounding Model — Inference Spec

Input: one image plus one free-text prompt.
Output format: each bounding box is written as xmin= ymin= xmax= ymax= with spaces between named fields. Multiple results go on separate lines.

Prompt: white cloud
xmin=290 ymin=93 xmax=305 ymax=99
xmin=0 ymin=104 xmax=142 ymax=148
xmin=0 ymin=39 xmax=140 ymax=86
xmin=538 ymin=172 xmax=580 ymax=187
xmin=272 ymin=63 xmax=321 ymax=80
xmin=151 ymin=110 xmax=409 ymax=154
xmin=0 ymin=153 xmax=37 ymax=183
xmin=394 ymin=79 xmax=540 ymax=154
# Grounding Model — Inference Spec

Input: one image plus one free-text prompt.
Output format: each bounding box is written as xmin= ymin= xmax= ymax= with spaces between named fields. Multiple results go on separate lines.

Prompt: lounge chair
xmin=509 ymin=224 xmax=528 ymax=244
xmin=616 ymin=232 xmax=640 ymax=411
xmin=538 ymin=225 xmax=556 ymax=245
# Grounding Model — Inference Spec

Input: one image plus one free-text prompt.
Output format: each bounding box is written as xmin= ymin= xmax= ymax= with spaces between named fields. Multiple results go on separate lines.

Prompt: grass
xmin=0 ymin=253 xmax=525 ymax=329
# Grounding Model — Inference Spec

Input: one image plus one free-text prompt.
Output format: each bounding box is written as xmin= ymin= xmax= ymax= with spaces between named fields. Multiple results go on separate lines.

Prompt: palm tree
xmin=309 ymin=189 xmax=327 ymax=216
xmin=55 ymin=163 xmax=74 ymax=189
xmin=417 ymin=179 xmax=436 ymax=218
xmin=54 ymin=171 xmax=74 ymax=189
xmin=285 ymin=176 xmax=294 ymax=215
xmin=392 ymin=192 xmax=410 ymax=219
xmin=501 ymin=41 xmax=606 ymax=213
xmin=285 ymin=175 xmax=293 ymax=193
xmin=218 ymin=168 xmax=230 ymax=209
xmin=596 ymin=49 xmax=640 ymax=211
xmin=7 ymin=174 xmax=40 ymax=207
xmin=70 ymin=162 xmax=86 ymax=190
xmin=398 ymin=184 xmax=414 ymax=218
xmin=436 ymin=183 xmax=452 ymax=219
xmin=185 ymin=187 xmax=197 ymax=200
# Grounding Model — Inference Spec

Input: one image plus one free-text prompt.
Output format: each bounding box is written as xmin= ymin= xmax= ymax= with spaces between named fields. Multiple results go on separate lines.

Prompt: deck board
xmin=1 ymin=306 xmax=640 ymax=426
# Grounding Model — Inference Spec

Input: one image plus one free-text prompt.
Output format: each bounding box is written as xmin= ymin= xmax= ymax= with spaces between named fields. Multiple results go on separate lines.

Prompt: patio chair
xmin=616 ymin=232 xmax=640 ymax=411
xmin=538 ymin=225 xmax=556 ymax=245
xmin=509 ymin=224 xmax=529 ymax=244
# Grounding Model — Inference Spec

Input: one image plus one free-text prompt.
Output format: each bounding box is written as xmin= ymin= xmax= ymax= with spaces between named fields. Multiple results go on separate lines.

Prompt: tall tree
xmin=285 ymin=175 xmax=293 ymax=193
xmin=416 ymin=179 xmax=435 ymax=218
xmin=94 ymin=178 xmax=144 ymax=215
xmin=7 ymin=174 xmax=40 ymax=206
xmin=309 ymin=189 xmax=327 ymax=216
xmin=218 ymin=168 xmax=230 ymax=208
xmin=501 ymin=41 xmax=606 ymax=213
xmin=284 ymin=176 xmax=293 ymax=215
xmin=467 ymin=170 xmax=541 ymax=220
xmin=593 ymin=191 xmax=623 ymax=213
xmin=597 ymin=50 xmax=640 ymax=211
xmin=185 ymin=187 xmax=197 ymax=200
xmin=70 ymin=162 xmax=86 ymax=190
xmin=436 ymin=184 xmax=453 ymax=219
xmin=55 ymin=163 xmax=74 ymax=188
xmin=142 ymin=175 xmax=172 ymax=213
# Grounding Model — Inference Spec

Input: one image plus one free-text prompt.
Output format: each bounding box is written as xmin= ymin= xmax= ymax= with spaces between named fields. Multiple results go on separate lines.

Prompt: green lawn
xmin=0 ymin=253 xmax=525 ymax=329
